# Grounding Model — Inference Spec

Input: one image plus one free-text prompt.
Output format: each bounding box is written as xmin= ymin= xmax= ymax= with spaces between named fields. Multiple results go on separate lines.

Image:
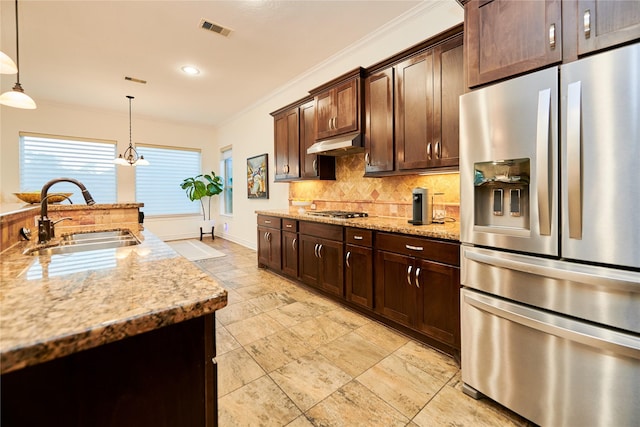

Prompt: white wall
xmin=0 ymin=1 xmax=463 ymax=248
xmin=0 ymin=101 xmax=217 ymax=240
xmin=216 ymin=1 xmax=463 ymax=250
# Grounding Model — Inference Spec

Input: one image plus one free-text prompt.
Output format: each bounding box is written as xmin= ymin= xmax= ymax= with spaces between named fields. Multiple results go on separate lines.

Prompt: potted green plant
xmin=180 ymin=171 xmax=224 ymax=227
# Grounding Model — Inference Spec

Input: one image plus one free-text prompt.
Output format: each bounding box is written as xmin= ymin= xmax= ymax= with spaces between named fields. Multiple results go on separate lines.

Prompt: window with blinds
xmin=135 ymin=145 xmax=201 ymax=216
xmin=20 ymin=133 xmax=117 ymax=204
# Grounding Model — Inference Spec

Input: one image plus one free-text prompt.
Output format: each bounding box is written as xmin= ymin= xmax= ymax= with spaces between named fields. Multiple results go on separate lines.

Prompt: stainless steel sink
xmin=27 ymin=230 xmax=139 ymax=256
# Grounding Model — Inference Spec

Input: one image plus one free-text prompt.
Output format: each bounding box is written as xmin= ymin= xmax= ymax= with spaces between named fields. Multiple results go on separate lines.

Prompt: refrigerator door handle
xmin=536 ymin=88 xmax=552 ymax=236
xmin=463 ymin=290 xmax=640 ymax=359
xmin=464 ymin=247 xmax=639 ymax=292
xmin=567 ymin=81 xmax=583 ymax=239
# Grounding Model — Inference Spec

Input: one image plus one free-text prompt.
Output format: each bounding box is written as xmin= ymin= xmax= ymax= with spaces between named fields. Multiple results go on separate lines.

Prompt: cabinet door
xmin=345 ymin=244 xmax=373 ymax=309
xmin=576 ymin=0 xmax=640 ymax=55
xmin=414 ymin=260 xmax=460 ymax=347
xmin=300 ymin=100 xmax=336 ymax=180
xmin=282 ymin=231 xmax=299 ymax=278
xmin=365 ymin=68 xmax=395 ymax=174
xmin=333 ymin=79 xmax=359 ymax=136
xmin=374 ymin=250 xmax=414 ymax=327
xmin=299 ymin=234 xmax=320 ymax=288
xmin=317 ymin=238 xmax=344 ymax=297
xmin=257 ymin=226 xmax=281 ymax=270
xmin=465 ymin=0 xmax=562 ymax=88
xmin=396 ymin=49 xmax=434 ymax=171
xmin=432 ymin=35 xmax=464 ymax=169
xmin=274 ymin=107 xmax=299 ymax=180
xmin=315 ymin=91 xmax=335 ymax=140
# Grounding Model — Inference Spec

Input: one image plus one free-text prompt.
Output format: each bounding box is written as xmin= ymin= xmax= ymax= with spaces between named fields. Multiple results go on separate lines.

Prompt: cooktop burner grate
xmin=307 ymin=210 xmax=368 ymax=218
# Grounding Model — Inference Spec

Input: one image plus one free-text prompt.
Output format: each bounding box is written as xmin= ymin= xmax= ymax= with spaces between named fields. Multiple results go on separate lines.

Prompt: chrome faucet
xmin=38 ymin=178 xmax=96 ymax=243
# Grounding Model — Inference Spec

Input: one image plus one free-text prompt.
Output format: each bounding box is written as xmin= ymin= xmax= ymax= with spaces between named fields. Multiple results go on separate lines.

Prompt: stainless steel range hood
xmin=306 ymin=132 xmax=363 ymax=156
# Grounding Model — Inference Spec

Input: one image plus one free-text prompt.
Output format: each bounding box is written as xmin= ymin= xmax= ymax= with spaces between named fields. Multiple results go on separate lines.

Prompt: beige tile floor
xmin=192 ymin=237 xmax=535 ymax=427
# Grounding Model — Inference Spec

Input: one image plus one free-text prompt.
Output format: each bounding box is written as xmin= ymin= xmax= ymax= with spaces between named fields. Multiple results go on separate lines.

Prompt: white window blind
xmin=135 ymin=145 xmax=201 ymax=216
xmin=20 ymin=134 xmax=117 ymax=204
xmin=221 ymin=147 xmax=233 ymax=215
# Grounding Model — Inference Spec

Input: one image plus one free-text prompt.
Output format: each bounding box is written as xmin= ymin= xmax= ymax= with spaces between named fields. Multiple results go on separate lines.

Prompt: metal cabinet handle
xmin=313 ymin=159 xmax=318 ymax=173
xmin=292 ymin=238 xmax=297 ymax=251
xmin=353 ymin=236 xmax=363 ymax=240
xmin=407 ymin=265 xmax=413 ymax=286
xmin=318 ymin=244 xmax=323 ymax=258
xmin=365 ymin=152 xmax=370 ymax=166
xmin=285 ymin=224 xmax=292 ymax=228
xmin=264 ymin=220 xmax=272 ymax=224
xmin=346 ymin=251 xmax=351 ymax=268
xmin=314 ymin=243 xmax=319 ymax=257
xmin=567 ymin=81 xmax=583 ymax=239
xmin=405 ymin=244 xmax=424 ymax=252
xmin=435 ymin=141 xmax=441 ymax=159
xmin=549 ymin=23 xmax=556 ymax=49
xmin=584 ymin=9 xmax=591 ymax=39
xmin=426 ymin=142 xmax=432 ymax=160
xmin=415 ymin=267 xmax=421 ymax=288
xmin=536 ymin=87 xmax=552 ymax=236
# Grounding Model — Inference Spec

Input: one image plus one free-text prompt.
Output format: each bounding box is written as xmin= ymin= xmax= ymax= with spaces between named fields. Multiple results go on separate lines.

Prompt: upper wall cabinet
xmin=364 ymin=26 xmax=464 ymax=176
xmin=271 ymin=103 xmax=300 ymax=181
xmin=465 ymin=0 xmax=563 ymax=88
xmin=310 ymin=68 xmax=364 ymax=141
xmin=576 ymin=0 xmax=640 ymax=56
xmin=271 ymin=98 xmax=335 ymax=182
xmin=464 ymin=0 xmax=640 ymax=88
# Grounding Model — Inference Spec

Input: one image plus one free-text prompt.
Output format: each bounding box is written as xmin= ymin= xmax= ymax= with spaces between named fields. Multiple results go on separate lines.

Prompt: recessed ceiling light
xmin=181 ymin=66 xmax=200 ymax=75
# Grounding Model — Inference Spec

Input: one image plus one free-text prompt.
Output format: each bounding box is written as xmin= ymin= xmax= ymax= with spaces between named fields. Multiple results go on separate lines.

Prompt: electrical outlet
xmin=310 ymin=203 xmax=317 ymax=210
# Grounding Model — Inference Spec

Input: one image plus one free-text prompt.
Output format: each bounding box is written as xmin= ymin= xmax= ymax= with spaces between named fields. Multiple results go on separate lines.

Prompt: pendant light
xmin=114 ymin=95 xmax=149 ymax=166
xmin=0 ymin=51 xmax=18 ymax=74
xmin=0 ymin=0 xmax=36 ymax=109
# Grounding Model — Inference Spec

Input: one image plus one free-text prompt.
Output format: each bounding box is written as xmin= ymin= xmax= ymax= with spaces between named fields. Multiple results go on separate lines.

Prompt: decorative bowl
xmin=14 ymin=192 xmax=73 ymax=204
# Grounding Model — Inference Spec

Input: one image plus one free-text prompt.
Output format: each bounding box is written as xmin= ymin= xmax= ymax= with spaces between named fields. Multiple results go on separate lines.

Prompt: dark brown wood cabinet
xmin=465 ymin=0 xmax=562 ymax=88
xmin=311 ymin=68 xmax=364 ymax=141
xmin=257 ymin=215 xmax=281 ymax=270
xmin=374 ymin=232 xmax=460 ymax=350
xmin=281 ymin=218 xmax=299 ymax=278
xmin=575 ymin=0 xmax=640 ymax=56
xmin=299 ymin=99 xmax=336 ymax=180
xmin=345 ymin=228 xmax=374 ymax=309
xmin=299 ymin=221 xmax=344 ymax=296
xmin=396 ymin=33 xmax=464 ymax=171
xmin=464 ymin=0 xmax=640 ymax=88
xmin=364 ymin=68 xmax=395 ymax=174
xmin=272 ymin=106 xmax=300 ymax=181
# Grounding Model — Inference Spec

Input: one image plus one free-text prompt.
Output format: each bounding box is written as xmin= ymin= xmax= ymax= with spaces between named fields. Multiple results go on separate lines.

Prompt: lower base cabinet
xmin=299 ymin=222 xmax=344 ymax=296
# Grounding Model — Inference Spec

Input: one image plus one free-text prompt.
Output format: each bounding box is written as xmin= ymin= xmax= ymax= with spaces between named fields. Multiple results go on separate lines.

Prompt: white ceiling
xmin=0 ymin=0 xmax=433 ymax=127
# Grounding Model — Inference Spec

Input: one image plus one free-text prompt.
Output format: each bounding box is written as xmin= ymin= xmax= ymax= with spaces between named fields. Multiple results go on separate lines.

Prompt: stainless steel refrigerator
xmin=459 ymin=43 xmax=640 ymax=426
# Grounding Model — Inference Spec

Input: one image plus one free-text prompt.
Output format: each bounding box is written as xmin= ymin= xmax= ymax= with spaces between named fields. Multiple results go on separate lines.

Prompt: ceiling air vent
xmin=199 ymin=19 xmax=232 ymax=37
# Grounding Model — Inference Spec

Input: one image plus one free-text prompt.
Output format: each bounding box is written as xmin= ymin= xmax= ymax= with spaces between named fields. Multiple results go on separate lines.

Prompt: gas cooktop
xmin=307 ymin=210 xmax=368 ymax=219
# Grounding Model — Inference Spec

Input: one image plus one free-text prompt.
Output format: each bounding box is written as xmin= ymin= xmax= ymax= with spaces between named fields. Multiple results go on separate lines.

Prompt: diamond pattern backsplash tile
xmin=290 ymin=153 xmax=460 ymax=219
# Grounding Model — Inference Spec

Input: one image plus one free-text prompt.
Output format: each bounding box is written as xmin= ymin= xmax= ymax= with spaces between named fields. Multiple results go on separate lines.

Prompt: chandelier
xmin=114 ymin=95 xmax=148 ymax=166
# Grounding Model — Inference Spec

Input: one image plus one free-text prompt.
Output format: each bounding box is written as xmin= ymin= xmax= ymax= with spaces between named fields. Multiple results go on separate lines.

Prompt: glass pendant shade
xmin=0 ymin=83 xmax=36 ymax=109
xmin=0 ymin=51 xmax=18 ymax=74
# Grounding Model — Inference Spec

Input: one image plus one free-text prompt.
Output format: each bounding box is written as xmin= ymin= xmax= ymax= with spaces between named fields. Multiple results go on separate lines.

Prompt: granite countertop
xmin=256 ymin=209 xmax=460 ymax=241
xmin=0 ymin=230 xmax=228 ymax=374
xmin=0 ymin=202 xmax=144 ymax=217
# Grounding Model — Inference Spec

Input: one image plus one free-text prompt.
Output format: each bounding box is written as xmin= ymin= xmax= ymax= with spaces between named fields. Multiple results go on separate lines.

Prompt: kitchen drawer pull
xmin=353 ymin=235 xmax=363 ymax=240
xmin=346 ymin=251 xmax=351 ymax=268
xmin=285 ymin=224 xmax=292 ymax=228
xmin=415 ymin=267 xmax=421 ymax=288
xmin=549 ymin=23 xmax=556 ymax=49
xmin=584 ymin=9 xmax=591 ymax=38
xmin=264 ymin=220 xmax=272 ymax=224
xmin=407 ymin=265 xmax=413 ymax=286
xmin=292 ymin=238 xmax=297 ymax=251
xmin=405 ymin=244 xmax=424 ymax=252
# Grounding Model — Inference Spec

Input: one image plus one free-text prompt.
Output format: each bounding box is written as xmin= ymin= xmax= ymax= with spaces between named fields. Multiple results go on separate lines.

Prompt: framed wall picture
xmin=247 ymin=153 xmax=269 ymax=199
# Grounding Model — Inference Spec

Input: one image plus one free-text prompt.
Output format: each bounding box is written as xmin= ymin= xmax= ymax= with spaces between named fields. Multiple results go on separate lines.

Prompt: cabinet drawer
xmin=376 ymin=232 xmax=459 ymax=266
xmin=345 ymin=228 xmax=373 ymax=247
xmin=257 ymin=215 xmax=281 ymax=229
xmin=282 ymin=218 xmax=298 ymax=232
xmin=299 ymin=221 xmax=343 ymax=241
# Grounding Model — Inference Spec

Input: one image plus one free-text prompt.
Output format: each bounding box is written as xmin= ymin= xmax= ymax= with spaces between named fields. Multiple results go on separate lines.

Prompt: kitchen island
xmin=0 ymin=229 xmax=228 ymax=426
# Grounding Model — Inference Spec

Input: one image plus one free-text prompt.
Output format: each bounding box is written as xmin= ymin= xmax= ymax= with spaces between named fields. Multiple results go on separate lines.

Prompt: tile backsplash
xmin=290 ymin=153 xmax=460 ymax=219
